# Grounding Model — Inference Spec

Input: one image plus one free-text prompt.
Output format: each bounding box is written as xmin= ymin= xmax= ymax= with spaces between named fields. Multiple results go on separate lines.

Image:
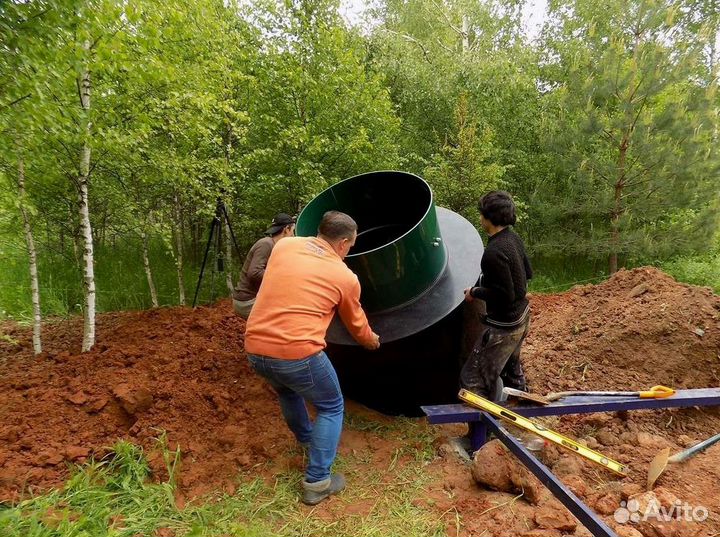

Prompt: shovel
xmin=503 ymin=385 xmax=675 ymax=405
xmin=647 ymin=432 xmax=720 ymax=490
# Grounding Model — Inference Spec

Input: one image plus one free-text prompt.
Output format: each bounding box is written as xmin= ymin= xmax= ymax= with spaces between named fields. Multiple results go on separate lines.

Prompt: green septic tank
xmin=296 ymin=171 xmax=485 ymax=415
xmin=296 ymin=171 xmax=446 ymax=314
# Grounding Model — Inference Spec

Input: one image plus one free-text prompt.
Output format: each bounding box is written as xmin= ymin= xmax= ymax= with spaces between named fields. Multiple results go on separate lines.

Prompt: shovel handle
xmin=638 ymin=385 xmax=675 ymax=398
xmin=546 ymin=385 xmax=676 ymax=401
xmin=668 ymin=432 xmax=720 ymax=463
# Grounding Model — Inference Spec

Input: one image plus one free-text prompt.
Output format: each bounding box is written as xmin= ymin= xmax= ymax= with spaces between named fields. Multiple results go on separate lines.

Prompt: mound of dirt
xmin=1 ymin=266 xmax=719 ymax=536
xmin=0 ymin=304 xmax=296 ymax=501
xmin=525 ymin=267 xmax=720 ymax=393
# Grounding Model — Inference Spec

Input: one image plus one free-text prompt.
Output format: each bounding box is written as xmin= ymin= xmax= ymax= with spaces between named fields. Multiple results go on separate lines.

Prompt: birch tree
xmin=16 ymin=142 xmax=42 ymax=354
xmin=0 ymin=3 xmax=58 ymax=350
xmin=76 ymin=37 xmax=96 ymax=350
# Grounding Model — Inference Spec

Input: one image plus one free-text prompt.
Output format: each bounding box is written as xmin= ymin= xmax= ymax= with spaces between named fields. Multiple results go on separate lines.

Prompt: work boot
xmin=301 ymin=473 xmax=346 ymax=505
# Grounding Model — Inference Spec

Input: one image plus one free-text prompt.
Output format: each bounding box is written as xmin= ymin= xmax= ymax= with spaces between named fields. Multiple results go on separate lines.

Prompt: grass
xmin=0 ymin=422 xmax=446 ymax=537
xmin=3 ymin=230 xmax=718 ymax=321
xmin=528 ymin=250 xmax=720 ymax=294
xmin=526 ymin=255 xmax=610 ymax=293
xmin=661 ymin=252 xmax=720 ymax=293
xmin=0 ymin=237 xmax=235 ymax=321
xmin=344 ymin=413 xmax=438 ymax=463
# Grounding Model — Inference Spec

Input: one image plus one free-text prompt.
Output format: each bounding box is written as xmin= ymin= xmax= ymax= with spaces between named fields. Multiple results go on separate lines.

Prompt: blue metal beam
xmin=482 ymin=413 xmax=618 ymax=537
xmin=421 ymin=387 xmax=720 ymax=425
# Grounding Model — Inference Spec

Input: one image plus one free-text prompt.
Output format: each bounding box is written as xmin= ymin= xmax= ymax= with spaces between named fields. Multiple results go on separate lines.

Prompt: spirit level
xmin=459 ymin=389 xmax=627 ymax=476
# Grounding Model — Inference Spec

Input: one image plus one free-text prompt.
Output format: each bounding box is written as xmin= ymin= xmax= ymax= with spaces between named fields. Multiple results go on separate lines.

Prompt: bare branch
xmin=435 ymin=37 xmax=455 ymax=55
xmin=1 ymin=93 xmax=33 ymax=109
xmin=384 ymin=29 xmax=433 ymax=64
xmin=429 ymin=0 xmax=464 ymax=38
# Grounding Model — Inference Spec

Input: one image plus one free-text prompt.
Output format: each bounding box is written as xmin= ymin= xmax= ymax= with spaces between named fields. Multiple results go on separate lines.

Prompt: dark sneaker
xmin=301 ymin=473 xmax=346 ymax=505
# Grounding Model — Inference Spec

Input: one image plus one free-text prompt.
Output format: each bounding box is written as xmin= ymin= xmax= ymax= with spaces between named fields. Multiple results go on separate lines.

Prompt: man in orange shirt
xmin=245 ymin=211 xmax=380 ymax=505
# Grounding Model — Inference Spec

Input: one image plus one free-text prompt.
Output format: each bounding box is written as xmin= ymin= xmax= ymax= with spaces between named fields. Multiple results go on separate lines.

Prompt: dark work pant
xmin=460 ymin=314 xmax=531 ymax=402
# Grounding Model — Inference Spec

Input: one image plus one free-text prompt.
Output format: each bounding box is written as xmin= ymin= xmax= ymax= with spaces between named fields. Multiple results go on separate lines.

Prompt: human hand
xmin=364 ymin=332 xmax=380 ymax=350
xmin=464 ymin=287 xmax=474 ymax=302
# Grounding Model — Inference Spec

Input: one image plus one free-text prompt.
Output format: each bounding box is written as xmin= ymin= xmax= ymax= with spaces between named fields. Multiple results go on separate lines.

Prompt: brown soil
xmin=1 ymin=267 xmax=720 ymax=536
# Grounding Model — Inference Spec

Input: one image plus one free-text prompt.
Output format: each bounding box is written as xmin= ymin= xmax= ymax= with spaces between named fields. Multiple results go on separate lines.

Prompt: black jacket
xmin=471 ymin=227 xmax=532 ymax=326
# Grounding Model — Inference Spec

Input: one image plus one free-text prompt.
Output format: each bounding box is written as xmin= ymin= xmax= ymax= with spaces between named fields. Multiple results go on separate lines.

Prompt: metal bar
xmin=192 ymin=216 xmax=218 ymax=308
xmin=422 ymin=403 xmax=482 ymax=424
xmin=421 ymin=387 xmax=720 ymax=424
xmin=482 ymin=413 xmax=618 ymax=537
xmin=469 ymin=421 xmax=486 ymax=452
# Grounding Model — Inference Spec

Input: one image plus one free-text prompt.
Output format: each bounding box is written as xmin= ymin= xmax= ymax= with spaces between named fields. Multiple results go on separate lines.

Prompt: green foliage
xmin=662 ymin=252 xmax=720 ymax=292
xmin=238 ymin=0 xmax=401 ymax=216
xmin=531 ymin=0 xmax=720 ymax=270
xmin=423 ymin=94 xmax=507 ymax=225
xmin=0 ymin=237 xmax=226 ymax=320
xmin=1 ymin=0 xmax=719 ymax=319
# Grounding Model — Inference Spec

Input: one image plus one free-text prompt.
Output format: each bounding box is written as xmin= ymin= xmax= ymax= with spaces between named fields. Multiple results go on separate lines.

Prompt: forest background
xmin=2 ymin=0 xmax=719 ymax=352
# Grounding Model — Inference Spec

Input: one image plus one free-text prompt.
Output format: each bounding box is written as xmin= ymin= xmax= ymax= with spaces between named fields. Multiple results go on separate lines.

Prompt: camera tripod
xmin=192 ymin=197 xmax=242 ymax=307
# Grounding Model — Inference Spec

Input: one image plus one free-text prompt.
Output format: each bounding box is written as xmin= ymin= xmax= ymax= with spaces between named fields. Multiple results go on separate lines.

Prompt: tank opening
xmin=297 ymin=171 xmax=433 ymax=255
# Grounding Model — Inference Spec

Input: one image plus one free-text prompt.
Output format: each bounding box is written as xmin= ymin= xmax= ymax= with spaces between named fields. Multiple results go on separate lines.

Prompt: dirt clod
xmin=534 ymin=499 xmax=577 ymax=531
xmin=471 ymin=439 xmax=546 ymax=503
xmin=113 ymin=383 xmax=153 ymax=416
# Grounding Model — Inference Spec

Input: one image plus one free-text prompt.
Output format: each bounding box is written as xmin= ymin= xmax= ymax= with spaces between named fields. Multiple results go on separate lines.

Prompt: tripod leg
xmin=211 ymin=221 xmax=223 ymax=302
xmin=192 ymin=217 xmax=218 ymax=307
xmin=216 ymin=216 xmax=224 ymax=273
xmin=221 ymin=205 xmax=243 ymax=258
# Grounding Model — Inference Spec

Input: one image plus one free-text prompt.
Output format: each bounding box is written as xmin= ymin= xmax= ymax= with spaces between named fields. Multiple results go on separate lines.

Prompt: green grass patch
xmin=529 ymin=250 xmax=720 ymax=295
xmin=4 ymin=232 xmax=718 ymax=320
xmin=0 ymin=433 xmax=445 ymax=537
xmin=344 ymin=414 xmax=437 ymax=463
xmin=0 ymin=237 xmax=234 ymax=321
xmin=526 ymin=256 xmax=609 ymax=293
xmin=661 ymin=252 xmax=720 ymax=293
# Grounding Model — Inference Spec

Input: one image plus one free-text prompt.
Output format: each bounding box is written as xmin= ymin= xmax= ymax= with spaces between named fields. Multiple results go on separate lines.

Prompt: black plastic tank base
xmin=296 ymin=171 xmax=484 ymax=416
xmin=327 ymin=302 xmax=485 ymax=417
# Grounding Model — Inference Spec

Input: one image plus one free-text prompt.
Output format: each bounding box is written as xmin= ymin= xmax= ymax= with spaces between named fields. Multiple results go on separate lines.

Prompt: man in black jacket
xmin=461 ymin=191 xmax=533 ymax=401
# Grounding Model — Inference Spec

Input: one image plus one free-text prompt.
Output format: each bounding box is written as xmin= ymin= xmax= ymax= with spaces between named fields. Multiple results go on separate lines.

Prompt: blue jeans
xmin=247 ymin=351 xmax=344 ymax=483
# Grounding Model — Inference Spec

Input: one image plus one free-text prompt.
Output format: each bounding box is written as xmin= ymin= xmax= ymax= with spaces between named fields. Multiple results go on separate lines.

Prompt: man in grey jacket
xmin=232 ymin=213 xmax=295 ymax=318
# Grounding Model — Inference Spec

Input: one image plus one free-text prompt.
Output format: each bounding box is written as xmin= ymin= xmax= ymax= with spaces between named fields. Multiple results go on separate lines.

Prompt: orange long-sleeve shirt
xmin=244 ymin=236 xmax=375 ymax=359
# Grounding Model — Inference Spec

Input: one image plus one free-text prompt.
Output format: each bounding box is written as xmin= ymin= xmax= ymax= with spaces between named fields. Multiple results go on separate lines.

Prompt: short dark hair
xmin=478 ymin=191 xmax=516 ymax=226
xmin=318 ymin=211 xmax=357 ymax=241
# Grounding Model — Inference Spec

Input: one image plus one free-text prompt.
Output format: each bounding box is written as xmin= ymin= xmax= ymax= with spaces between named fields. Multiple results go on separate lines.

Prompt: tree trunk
xmin=72 ymin=223 xmax=81 ymax=269
xmin=78 ymin=40 xmax=96 ymax=352
xmin=173 ymin=193 xmax=186 ymax=305
xmin=224 ymin=218 xmax=233 ymax=293
xmin=191 ymin=220 xmax=201 ymax=264
xmin=17 ymin=147 xmax=42 ymax=354
xmin=610 ymin=135 xmax=628 ymax=274
xmin=609 ymin=189 xmax=621 ymax=274
xmin=461 ymin=15 xmax=469 ymax=53
xmin=609 ymin=30 xmax=641 ymax=274
xmin=223 ymin=123 xmax=234 ymax=294
xmin=711 ymin=12 xmax=719 ymax=143
xmin=141 ymin=228 xmax=159 ymax=308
